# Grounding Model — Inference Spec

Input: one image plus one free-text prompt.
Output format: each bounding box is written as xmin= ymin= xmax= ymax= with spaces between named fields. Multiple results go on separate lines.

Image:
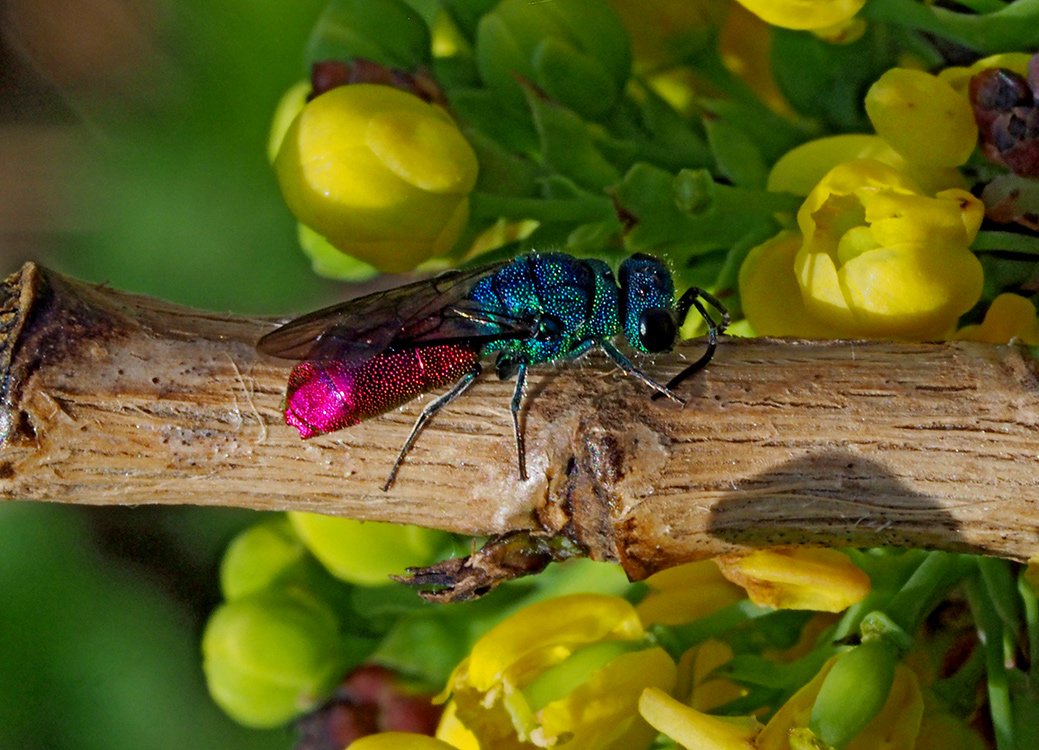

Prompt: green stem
xmin=864 ymin=0 xmax=1039 ymax=53
xmin=884 ymin=552 xmax=975 ymax=634
xmin=967 ymin=576 xmax=1016 ymax=750
xmin=978 ymin=557 xmax=1023 ymax=634
xmin=973 ymin=231 xmax=1039 ymax=256
xmin=953 ymin=0 xmax=1012 ymax=11
xmin=1018 ymin=572 xmax=1039 ymax=680
xmin=653 ymin=600 xmax=772 ymax=657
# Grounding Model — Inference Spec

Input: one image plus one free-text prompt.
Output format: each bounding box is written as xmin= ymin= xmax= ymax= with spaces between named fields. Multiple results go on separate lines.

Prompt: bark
xmin=2 ymin=262 xmax=1039 ymax=582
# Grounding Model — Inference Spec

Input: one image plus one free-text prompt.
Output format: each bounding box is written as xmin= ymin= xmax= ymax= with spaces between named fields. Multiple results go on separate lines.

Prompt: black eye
xmin=638 ymin=309 xmax=676 ymax=353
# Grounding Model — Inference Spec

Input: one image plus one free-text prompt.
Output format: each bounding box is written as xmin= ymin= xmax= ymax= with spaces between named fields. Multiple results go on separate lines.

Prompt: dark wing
xmin=257 ymin=261 xmax=534 ymax=363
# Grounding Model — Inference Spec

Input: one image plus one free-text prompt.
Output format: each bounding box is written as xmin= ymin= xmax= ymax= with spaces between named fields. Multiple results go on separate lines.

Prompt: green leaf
xmin=704 ymin=117 xmax=767 ymax=188
xmin=447 ymin=87 xmax=539 ymax=155
xmin=771 ymin=26 xmax=897 ymax=132
xmin=439 ymin=0 xmax=500 ymax=41
xmin=306 ymin=0 xmax=431 ymax=69
xmin=566 ymin=218 xmax=624 ymax=256
xmin=614 ymin=163 xmax=794 ymax=259
xmin=973 ymin=230 xmax=1039 ymax=256
xmin=702 ymin=97 xmax=809 ymax=165
xmin=532 ymin=37 xmax=619 ymax=120
xmin=466 ymin=128 xmax=540 ymax=197
xmin=526 ymin=93 xmax=621 ymax=190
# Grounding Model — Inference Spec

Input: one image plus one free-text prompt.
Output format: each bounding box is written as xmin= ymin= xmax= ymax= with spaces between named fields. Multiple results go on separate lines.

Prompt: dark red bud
xmin=294 ymin=665 xmax=442 ymax=750
xmin=307 ymin=59 xmax=445 ymax=105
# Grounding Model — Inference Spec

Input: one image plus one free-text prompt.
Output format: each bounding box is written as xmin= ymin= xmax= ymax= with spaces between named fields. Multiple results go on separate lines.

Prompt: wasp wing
xmin=257 ymin=261 xmax=534 ymax=364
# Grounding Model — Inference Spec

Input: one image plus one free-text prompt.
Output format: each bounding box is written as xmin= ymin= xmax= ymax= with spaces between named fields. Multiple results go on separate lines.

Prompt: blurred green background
xmin=0 ymin=1 xmax=353 ymax=747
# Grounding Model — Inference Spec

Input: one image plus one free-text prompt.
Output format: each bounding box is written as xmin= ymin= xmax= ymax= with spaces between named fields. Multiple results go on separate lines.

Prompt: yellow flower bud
xmin=953 ymin=293 xmax=1039 ymax=345
xmin=274 ymin=84 xmax=478 ymax=273
xmin=732 ymin=0 xmax=865 ymax=31
xmin=767 ymin=134 xmax=965 ymax=197
xmin=757 ymin=656 xmax=923 ymax=750
xmin=287 ymin=512 xmax=444 ymax=587
xmin=865 ymin=69 xmax=977 ymax=168
xmin=349 ymin=733 xmax=461 ymax=750
xmin=268 ymin=80 xmax=311 ymax=164
xmin=715 ymin=548 xmax=871 ymax=612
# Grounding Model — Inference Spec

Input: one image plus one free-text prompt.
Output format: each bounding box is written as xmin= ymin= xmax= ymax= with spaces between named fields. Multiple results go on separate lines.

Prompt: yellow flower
xmin=349 ymin=733 xmax=461 ymax=750
xmin=442 ymin=593 xmax=676 ymax=749
xmin=635 ymin=560 xmax=746 ymax=627
xmin=436 ymin=701 xmax=482 ymax=750
xmin=732 ymin=0 xmax=865 ymax=31
xmin=715 ymin=548 xmax=870 ymax=612
xmin=639 ymin=687 xmax=761 ymax=750
xmin=757 ymin=159 xmax=984 ymax=339
xmin=738 ymin=231 xmax=837 ymax=337
xmin=864 ymin=69 xmax=977 ymax=168
xmin=953 ymin=293 xmax=1039 ymax=345
xmin=273 ymin=83 xmax=478 ymax=273
xmin=757 ymin=654 xmax=923 ymax=750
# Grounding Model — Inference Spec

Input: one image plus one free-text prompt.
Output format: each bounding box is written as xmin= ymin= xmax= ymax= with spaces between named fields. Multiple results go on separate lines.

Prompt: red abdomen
xmin=283 ymin=344 xmax=479 ymax=438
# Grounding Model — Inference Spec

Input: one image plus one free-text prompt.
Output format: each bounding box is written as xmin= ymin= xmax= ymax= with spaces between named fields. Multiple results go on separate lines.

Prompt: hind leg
xmin=384 ymin=365 xmax=482 ymax=491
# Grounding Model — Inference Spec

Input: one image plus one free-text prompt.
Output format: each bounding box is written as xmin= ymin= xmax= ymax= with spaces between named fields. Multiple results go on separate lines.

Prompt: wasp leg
xmin=652 ymin=287 xmax=731 ymax=400
xmin=600 ymin=340 xmax=684 ymax=405
xmin=511 ymin=363 xmax=528 ymax=481
xmin=384 ymin=365 xmax=482 ymax=491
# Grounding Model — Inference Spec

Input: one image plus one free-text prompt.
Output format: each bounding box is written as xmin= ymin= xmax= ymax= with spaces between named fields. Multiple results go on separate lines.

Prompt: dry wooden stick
xmin=2 ymin=262 xmax=1039 ymax=585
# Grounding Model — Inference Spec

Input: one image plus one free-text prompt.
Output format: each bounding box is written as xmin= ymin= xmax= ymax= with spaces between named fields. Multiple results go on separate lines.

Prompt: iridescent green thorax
xmin=470 ymin=253 xmax=621 ymax=366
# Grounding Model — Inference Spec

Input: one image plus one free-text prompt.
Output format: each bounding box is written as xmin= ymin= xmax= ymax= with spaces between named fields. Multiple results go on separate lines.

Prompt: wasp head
xmin=619 ymin=254 xmax=678 ymax=354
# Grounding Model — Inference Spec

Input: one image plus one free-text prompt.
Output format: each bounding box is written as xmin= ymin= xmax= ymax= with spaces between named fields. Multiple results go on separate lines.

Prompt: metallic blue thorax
xmin=469 ymin=253 xmax=622 ymax=366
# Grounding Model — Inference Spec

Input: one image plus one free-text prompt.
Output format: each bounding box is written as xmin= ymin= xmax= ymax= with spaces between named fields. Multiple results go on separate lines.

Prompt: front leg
xmin=510 ymin=364 xmax=528 ymax=481
xmin=496 ymin=352 xmax=528 ymax=481
xmin=600 ymin=340 xmax=684 ymax=404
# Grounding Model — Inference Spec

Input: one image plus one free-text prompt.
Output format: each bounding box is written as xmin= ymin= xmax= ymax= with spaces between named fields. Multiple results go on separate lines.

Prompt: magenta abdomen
xmin=283 ymin=344 xmax=479 ymax=438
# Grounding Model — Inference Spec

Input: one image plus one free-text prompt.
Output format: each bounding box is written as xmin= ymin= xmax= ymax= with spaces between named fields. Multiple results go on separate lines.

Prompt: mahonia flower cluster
xmin=207 ymin=1 xmax=1039 ymax=748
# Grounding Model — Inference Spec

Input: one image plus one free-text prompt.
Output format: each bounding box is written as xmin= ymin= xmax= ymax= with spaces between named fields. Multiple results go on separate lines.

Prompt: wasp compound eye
xmin=638 ymin=308 xmax=676 ymax=353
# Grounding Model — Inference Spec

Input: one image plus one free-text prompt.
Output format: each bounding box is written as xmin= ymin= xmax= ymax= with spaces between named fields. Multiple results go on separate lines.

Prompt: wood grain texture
xmin=2 ymin=262 xmax=1038 ymax=579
